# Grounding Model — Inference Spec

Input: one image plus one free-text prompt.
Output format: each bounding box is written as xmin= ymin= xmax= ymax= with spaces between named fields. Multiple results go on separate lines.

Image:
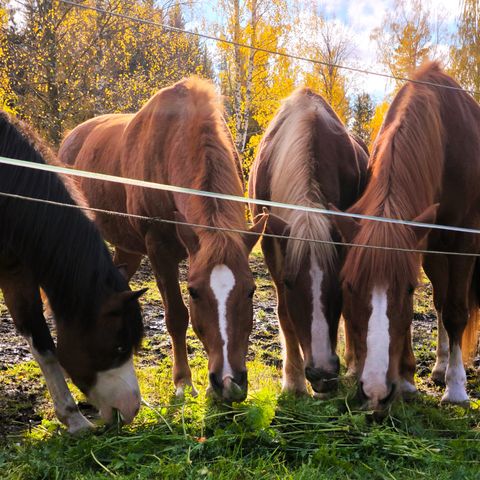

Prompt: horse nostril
xmin=358 ymin=381 xmax=369 ymax=402
xmin=331 ymin=355 xmax=340 ymax=374
xmin=209 ymin=372 xmax=223 ymax=392
xmin=233 ymin=371 xmax=248 ymax=390
xmin=379 ymin=382 xmax=397 ymax=406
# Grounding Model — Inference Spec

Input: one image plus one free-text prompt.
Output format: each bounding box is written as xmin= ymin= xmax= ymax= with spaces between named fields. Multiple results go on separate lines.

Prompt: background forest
xmin=0 ymin=0 xmax=478 ymax=175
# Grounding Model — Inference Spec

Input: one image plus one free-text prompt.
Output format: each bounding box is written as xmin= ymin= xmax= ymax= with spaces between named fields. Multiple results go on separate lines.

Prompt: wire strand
xmin=2 ymin=190 xmax=480 ymax=257
xmin=2 ymin=156 xmax=480 ymax=236
xmin=59 ymin=0 xmax=480 ymax=97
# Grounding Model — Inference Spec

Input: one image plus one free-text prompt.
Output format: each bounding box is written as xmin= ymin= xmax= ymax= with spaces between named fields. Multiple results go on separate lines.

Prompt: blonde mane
xmin=263 ymin=88 xmax=342 ymax=275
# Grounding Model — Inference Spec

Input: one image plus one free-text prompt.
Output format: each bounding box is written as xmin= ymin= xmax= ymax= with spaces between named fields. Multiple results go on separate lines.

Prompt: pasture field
xmin=0 ymin=247 xmax=479 ymax=479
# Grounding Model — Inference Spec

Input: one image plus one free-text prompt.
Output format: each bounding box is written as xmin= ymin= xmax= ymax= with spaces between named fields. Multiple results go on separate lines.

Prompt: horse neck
xmin=39 ymin=213 xmax=119 ymax=321
xmin=10 ymin=171 xmax=119 ymax=321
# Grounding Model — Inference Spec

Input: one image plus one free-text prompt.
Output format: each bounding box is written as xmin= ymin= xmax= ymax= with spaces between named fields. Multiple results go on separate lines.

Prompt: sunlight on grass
xmin=1 ymin=348 xmax=480 ymax=479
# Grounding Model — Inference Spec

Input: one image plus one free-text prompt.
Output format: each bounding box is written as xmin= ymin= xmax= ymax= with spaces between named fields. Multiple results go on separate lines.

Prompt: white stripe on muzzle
xmin=210 ymin=264 xmax=236 ymax=380
xmin=361 ymin=286 xmax=390 ymax=403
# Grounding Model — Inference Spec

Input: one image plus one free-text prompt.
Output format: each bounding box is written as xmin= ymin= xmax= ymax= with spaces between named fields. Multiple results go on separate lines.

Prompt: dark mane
xmin=0 ymin=111 xmax=129 ymax=323
xmin=343 ymin=62 xmax=448 ymax=288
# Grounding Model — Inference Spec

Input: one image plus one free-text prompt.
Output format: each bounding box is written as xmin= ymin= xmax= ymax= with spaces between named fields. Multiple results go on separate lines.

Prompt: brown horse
xmin=249 ymin=88 xmax=368 ymax=396
xmin=59 ymin=78 xmax=267 ymax=402
xmin=0 ymin=111 xmax=146 ymax=432
xmin=333 ymin=62 xmax=480 ymax=412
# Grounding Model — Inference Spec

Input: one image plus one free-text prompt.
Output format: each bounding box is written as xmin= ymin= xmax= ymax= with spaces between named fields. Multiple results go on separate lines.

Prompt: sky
xmin=321 ymin=0 xmax=461 ymax=99
xmin=188 ymin=0 xmax=463 ymax=102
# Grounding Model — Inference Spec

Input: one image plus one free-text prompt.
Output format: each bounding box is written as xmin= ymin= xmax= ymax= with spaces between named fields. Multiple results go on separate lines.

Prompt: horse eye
xmin=284 ymin=279 xmax=293 ymax=290
xmin=346 ymin=282 xmax=354 ymax=294
xmin=188 ymin=287 xmax=199 ymax=300
xmin=248 ymin=287 xmax=256 ymax=299
xmin=116 ymin=345 xmax=127 ymax=355
xmin=407 ymin=285 xmax=415 ymax=295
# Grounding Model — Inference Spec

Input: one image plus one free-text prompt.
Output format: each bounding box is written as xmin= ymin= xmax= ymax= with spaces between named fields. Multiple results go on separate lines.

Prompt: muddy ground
xmin=1 ymin=252 xmax=479 ymax=436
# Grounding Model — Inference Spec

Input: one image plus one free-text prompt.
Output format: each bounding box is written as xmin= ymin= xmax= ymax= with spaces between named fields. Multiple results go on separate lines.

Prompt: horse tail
xmin=463 ymin=258 xmax=480 ymax=362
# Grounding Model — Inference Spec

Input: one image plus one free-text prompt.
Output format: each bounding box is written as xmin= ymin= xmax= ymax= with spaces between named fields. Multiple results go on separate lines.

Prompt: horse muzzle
xmin=305 ymin=356 xmax=340 ymax=396
xmin=208 ymin=371 xmax=248 ymax=402
xmin=87 ymin=358 xmax=141 ymax=425
xmin=357 ymin=380 xmax=397 ymax=415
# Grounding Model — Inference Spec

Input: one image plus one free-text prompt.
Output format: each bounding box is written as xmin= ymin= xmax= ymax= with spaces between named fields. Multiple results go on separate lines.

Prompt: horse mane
xmin=343 ymin=61 xmax=446 ymax=288
xmin=261 ymin=87 xmax=343 ymax=276
xmin=0 ymin=111 xmax=130 ymax=324
xmin=142 ymin=77 xmax=248 ymax=267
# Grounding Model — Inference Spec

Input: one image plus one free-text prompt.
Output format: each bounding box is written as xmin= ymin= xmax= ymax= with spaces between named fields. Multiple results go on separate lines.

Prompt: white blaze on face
xmin=310 ymin=257 xmax=331 ymax=368
xmin=210 ymin=264 xmax=236 ymax=380
xmin=361 ymin=286 xmax=391 ymax=403
xmin=89 ymin=356 xmax=140 ymax=424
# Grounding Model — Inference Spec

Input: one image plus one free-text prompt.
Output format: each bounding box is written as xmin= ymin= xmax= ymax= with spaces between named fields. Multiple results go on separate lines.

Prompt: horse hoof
xmin=441 ymin=388 xmax=469 ymax=406
xmin=431 ymin=370 xmax=446 ymax=386
xmin=313 ymin=391 xmax=330 ymax=400
xmin=399 ymin=379 xmax=418 ymax=397
xmin=281 ymin=383 xmax=308 ymax=397
xmin=67 ymin=413 xmax=95 ymax=434
xmin=175 ymin=384 xmax=198 ymax=399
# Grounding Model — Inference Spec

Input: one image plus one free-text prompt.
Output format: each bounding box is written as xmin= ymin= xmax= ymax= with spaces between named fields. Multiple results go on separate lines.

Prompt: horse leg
xmin=277 ymin=289 xmax=308 ymax=395
xmin=146 ymin=239 xmax=195 ymax=397
xmin=113 ymin=247 xmax=142 ymax=281
xmin=399 ymin=328 xmax=417 ymax=395
xmin=0 ymin=270 xmax=92 ymax=433
xmin=261 ymin=239 xmax=307 ymax=394
xmin=441 ymin=255 xmax=475 ymax=404
xmin=423 ymin=254 xmax=449 ymax=384
xmin=343 ymin=318 xmax=357 ymax=377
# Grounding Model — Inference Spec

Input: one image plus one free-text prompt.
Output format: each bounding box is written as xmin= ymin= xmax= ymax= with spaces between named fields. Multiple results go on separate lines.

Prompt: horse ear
xmin=174 ymin=211 xmax=200 ymax=255
xmin=116 ymin=263 xmax=129 ymax=281
xmin=243 ymin=211 xmax=269 ymax=253
xmin=121 ymin=288 xmax=148 ymax=304
xmin=411 ymin=204 xmax=439 ymax=245
xmin=265 ymin=211 xmax=290 ymax=257
xmin=329 ymin=203 xmax=359 ymax=244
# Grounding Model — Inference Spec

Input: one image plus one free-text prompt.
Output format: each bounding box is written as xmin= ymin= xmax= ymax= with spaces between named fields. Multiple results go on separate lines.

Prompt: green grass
xmin=1 ymin=350 xmax=480 ymax=480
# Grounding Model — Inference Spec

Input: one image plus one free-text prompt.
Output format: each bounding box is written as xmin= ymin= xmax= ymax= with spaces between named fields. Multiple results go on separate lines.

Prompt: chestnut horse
xmin=60 ymin=78 xmax=266 ymax=402
xmin=249 ymin=88 xmax=368 ymax=396
xmin=333 ymin=62 xmax=480 ymax=412
xmin=0 ymin=111 xmax=146 ymax=432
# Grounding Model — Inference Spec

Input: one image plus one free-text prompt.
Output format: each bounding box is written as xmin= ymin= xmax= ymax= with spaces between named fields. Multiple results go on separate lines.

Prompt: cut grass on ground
xmin=1 ymin=350 xmax=480 ymax=480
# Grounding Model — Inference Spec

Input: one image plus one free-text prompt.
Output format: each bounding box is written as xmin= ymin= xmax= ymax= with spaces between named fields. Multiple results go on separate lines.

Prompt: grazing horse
xmin=0 ymin=112 xmax=146 ymax=432
xmin=249 ymin=88 xmax=368 ymax=396
xmin=60 ymin=77 xmax=266 ymax=402
xmin=333 ymin=62 xmax=480 ymax=412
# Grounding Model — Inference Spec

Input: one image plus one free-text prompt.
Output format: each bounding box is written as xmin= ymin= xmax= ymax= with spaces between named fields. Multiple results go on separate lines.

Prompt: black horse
xmin=0 ymin=111 xmax=146 ymax=432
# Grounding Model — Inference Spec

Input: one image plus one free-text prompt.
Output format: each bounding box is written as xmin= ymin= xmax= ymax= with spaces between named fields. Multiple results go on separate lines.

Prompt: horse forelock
xmin=265 ymin=88 xmax=341 ymax=276
xmin=342 ymin=222 xmax=420 ymax=290
xmin=194 ymin=231 xmax=249 ymax=274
